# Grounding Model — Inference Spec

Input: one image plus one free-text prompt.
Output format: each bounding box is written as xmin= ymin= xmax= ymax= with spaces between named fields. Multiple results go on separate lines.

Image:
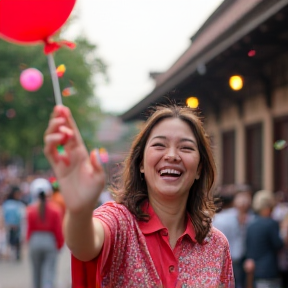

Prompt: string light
xmin=229 ymin=75 xmax=243 ymax=90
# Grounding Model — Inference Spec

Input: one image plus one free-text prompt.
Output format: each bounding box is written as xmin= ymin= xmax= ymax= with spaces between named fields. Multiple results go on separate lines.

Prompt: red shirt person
xmin=26 ymin=199 xmax=64 ymax=249
xmin=26 ymin=178 xmax=64 ymax=288
xmin=44 ymin=104 xmax=234 ymax=287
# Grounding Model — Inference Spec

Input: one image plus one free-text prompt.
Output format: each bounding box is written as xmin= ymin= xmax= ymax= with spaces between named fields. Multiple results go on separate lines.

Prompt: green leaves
xmin=0 ymin=36 xmax=107 ymax=168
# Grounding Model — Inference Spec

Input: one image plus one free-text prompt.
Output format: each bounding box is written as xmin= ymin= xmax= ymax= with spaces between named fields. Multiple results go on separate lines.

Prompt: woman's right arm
xmin=44 ymin=105 xmax=106 ymax=261
xmin=64 ymin=211 xmax=105 ymax=261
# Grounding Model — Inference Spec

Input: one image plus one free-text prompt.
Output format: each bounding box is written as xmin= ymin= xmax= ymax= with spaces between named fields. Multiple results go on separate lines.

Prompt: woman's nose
xmin=164 ymin=154 xmax=181 ymax=162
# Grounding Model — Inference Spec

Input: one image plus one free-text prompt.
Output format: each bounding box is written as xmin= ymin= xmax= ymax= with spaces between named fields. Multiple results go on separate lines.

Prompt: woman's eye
xmin=181 ymin=146 xmax=194 ymax=151
xmin=152 ymin=143 xmax=165 ymax=147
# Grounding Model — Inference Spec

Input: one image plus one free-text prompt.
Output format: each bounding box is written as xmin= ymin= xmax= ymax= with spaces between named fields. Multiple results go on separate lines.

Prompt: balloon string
xmin=47 ymin=53 xmax=62 ymax=105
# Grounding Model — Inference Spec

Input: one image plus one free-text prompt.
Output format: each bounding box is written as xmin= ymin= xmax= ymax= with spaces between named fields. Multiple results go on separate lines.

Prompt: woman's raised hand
xmin=44 ymin=105 xmax=105 ymax=213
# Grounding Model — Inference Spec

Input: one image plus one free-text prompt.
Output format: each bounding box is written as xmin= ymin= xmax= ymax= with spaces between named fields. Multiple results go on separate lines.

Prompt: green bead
xmin=57 ymin=145 xmax=65 ymax=155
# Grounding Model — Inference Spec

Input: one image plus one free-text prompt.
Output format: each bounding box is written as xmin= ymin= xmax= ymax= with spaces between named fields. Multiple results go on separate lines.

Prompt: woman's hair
xmin=113 ymin=104 xmax=217 ymax=243
xmin=38 ymin=191 xmax=46 ymax=221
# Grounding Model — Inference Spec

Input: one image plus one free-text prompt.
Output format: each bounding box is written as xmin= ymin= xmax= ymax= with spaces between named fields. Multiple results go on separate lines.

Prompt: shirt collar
xmin=137 ymin=201 xmax=197 ymax=243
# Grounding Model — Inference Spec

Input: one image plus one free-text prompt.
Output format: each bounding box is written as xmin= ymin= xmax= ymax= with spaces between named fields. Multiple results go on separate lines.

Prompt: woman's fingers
xmin=58 ymin=126 xmax=74 ymax=145
xmin=46 ymin=105 xmax=82 ymax=144
xmin=90 ymin=149 xmax=102 ymax=172
xmin=44 ymin=105 xmax=83 ymax=166
xmin=44 ymin=133 xmax=67 ymax=162
xmin=54 ymin=105 xmax=83 ymax=143
xmin=44 ymin=117 xmax=66 ymax=137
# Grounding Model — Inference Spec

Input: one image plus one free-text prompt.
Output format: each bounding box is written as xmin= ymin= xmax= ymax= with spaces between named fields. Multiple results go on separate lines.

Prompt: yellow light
xmin=229 ymin=75 xmax=243 ymax=90
xmin=186 ymin=97 xmax=199 ymax=108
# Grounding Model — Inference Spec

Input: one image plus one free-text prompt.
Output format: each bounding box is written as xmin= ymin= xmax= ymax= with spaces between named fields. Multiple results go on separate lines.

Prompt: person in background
xmin=233 ymin=184 xmax=255 ymax=226
xmin=233 ymin=184 xmax=255 ymax=288
xmin=0 ymin=205 xmax=8 ymax=259
xmin=20 ymin=175 xmax=33 ymax=205
xmin=272 ymin=191 xmax=288 ymax=223
xmin=2 ymin=185 xmax=26 ymax=260
xmin=278 ymin=212 xmax=288 ymax=288
xmin=271 ymin=191 xmax=288 ymax=288
xmin=213 ymin=184 xmax=243 ymax=288
xmin=27 ymin=178 xmax=64 ymax=288
xmin=44 ymin=104 xmax=234 ymax=287
xmin=49 ymin=177 xmax=66 ymax=220
xmin=244 ymin=190 xmax=287 ymax=288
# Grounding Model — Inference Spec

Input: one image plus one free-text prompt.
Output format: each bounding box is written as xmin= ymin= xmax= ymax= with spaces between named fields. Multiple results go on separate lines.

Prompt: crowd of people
xmin=0 ymin=166 xmax=67 ymax=288
xmin=213 ymin=184 xmax=288 ymax=288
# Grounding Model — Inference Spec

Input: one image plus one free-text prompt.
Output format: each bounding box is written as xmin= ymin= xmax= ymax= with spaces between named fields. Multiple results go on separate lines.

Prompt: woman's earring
xmin=140 ymin=172 xmax=144 ymax=181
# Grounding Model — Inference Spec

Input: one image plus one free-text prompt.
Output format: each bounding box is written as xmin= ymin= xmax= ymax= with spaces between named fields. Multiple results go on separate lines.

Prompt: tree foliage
xmin=0 ymin=35 xmax=107 ymax=170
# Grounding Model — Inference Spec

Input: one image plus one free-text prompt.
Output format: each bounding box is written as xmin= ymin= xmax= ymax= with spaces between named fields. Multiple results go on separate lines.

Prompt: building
xmin=120 ymin=0 xmax=288 ymax=193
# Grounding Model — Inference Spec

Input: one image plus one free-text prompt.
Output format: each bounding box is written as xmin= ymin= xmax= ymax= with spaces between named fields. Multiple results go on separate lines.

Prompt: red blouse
xmin=26 ymin=201 xmax=64 ymax=250
xmin=71 ymin=201 xmax=234 ymax=287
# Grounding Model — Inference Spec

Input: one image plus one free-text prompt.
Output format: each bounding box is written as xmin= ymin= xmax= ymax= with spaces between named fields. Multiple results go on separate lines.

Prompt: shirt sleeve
xmin=70 ymin=224 xmax=111 ymax=288
xmin=220 ymin=240 xmax=235 ymax=288
xmin=92 ymin=202 xmax=127 ymax=271
xmin=71 ymin=253 xmax=97 ymax=288
xmin=71 ymin=201 xmax=127 ymax=288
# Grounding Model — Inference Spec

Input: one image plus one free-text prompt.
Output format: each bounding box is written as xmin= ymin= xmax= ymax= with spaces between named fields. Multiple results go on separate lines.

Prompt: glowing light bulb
xmin=186 ymin=97 xmax=199 ymax=108
xmin=229 ymin=75 xmax=243 ymax=91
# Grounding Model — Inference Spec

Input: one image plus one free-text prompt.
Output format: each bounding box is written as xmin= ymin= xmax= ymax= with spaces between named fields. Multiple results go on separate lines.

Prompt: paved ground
xmin=0 ymin=244 xmax=71 ymax=288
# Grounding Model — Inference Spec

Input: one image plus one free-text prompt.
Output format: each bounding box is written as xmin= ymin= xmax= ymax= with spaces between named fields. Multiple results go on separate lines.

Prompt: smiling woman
xmin=43 ymin=104 xmax=235 ymax=288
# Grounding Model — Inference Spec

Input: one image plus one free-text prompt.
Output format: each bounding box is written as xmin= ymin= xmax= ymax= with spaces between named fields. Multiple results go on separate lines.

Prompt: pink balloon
xmin=20 ymin=68 xmax=43 ymax=91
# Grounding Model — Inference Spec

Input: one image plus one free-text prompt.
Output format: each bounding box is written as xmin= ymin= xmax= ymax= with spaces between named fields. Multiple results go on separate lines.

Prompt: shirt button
xmin=161 ymin=230 xmax=168 ymax=236
xmin=169 ymin=265 xmax=175 ymax=273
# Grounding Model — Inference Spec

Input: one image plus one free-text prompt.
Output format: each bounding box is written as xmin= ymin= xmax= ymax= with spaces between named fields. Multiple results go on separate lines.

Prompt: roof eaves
xmin=190 ymin=0 xmax=236 ymax=42
xmin=120 ymin=0 xmax=288 ymax=122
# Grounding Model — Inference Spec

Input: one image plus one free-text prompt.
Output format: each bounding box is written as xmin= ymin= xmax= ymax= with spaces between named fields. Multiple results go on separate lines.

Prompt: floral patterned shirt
xmin=71 ymin=201 xmax=234 ymax=288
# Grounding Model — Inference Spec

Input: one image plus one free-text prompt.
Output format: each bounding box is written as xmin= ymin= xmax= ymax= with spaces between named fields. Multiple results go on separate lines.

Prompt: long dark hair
xmin=38 ymin=191 xmax=46 ymax=221
xmin=113 ymin=104 xmax=217 ymax=243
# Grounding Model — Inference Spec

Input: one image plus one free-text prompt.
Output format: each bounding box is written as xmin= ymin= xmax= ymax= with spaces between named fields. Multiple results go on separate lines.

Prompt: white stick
xmin=47 ymin=53 xmax=62 ymax=105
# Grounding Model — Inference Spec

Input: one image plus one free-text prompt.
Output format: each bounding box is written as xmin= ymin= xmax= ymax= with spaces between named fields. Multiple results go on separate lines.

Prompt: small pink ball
xmin=20 ymin=68 xmax=43 ymax=91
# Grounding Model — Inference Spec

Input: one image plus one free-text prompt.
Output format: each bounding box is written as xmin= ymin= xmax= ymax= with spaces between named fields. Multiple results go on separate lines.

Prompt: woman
xmin=44 ymin=104 xmax=234 ymax=287
xmin=27 ymin=178 xmax=64 ymax=288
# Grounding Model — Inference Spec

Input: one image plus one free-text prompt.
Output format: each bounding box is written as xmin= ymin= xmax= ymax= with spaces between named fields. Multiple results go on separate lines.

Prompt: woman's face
xmin=140 ymin=118 xmax=201 ymax=201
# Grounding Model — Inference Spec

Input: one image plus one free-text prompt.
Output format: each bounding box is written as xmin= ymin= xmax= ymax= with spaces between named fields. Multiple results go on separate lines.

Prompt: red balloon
xmin=0 ymin=0 xmax=76 ymax=44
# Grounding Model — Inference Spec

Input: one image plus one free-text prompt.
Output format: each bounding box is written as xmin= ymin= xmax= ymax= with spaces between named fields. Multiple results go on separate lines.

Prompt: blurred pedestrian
xmin=278 ymin=212 xmax=288 ymax=288
xmin=233 ymin=184 xmax=255 ymax=287
xmin=27 ymin=178 xmax=64 ymax=288
xmin=0 ymin=206 xmax=8 ymax=259
xmin=233 ymin=184 xmax=255 ymax=226
xmin=49 ymin=177 xmax=66 ymax=220
xmin=20 ymin=176 xmax=33 ymax=205
xmin=272 ymin=190 xmax=288 ymax=223
xmin=244 ymin=190 xmax=286 ymax=288
xmin=44 ymin=104 xmax=234 ymax=287
xmin=213 ymin=184 xmax=243 ymax=288
xmin=271 ymin=191 xmax=288 ymax=288
xmin=2 ymin=185 xmax=26 ymax=260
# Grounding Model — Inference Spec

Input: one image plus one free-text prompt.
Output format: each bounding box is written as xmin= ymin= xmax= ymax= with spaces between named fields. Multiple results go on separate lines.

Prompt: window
xmin=246 ymin=123 xmax=263 ymax=192
xmin=222 ymin=130 xmax=235 ymax=184
xmin=274 ymin=116 xmax=288 ymax=193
